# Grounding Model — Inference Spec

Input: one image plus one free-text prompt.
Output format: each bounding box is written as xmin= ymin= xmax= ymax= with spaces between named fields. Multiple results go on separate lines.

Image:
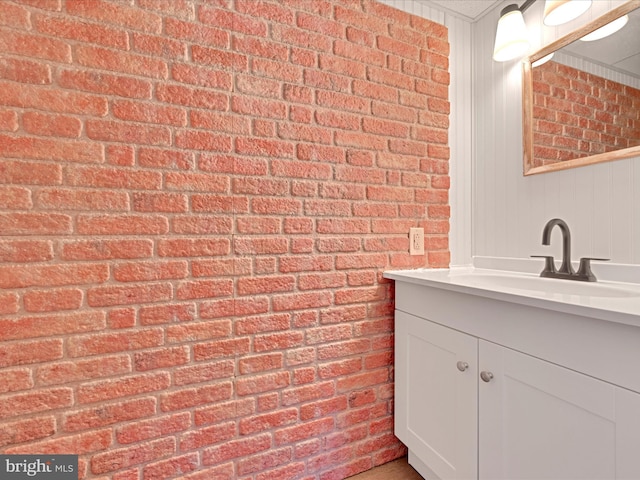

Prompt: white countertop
xmin=384 ymin=267 xmax=640 ymax=328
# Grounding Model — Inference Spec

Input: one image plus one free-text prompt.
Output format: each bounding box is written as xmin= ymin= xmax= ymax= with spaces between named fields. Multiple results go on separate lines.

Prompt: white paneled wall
xmin=474 ymin=0 xmax=640 ymax=265
xmin=378 ymin=0 xmax=474 ymax=266
xmin=385 ymin=0 xmax=640 ymax=268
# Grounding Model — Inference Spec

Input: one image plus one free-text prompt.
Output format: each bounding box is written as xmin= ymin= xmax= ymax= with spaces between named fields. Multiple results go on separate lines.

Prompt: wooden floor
xmin=347 ymin=457 xmax=424 ymax=480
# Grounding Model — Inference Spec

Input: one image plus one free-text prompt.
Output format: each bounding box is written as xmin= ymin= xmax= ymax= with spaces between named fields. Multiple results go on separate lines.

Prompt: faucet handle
xmin=576 ymin=257 xmax=610 ymax=282
xmin=531 ymin=255 xmax=556 ymax=275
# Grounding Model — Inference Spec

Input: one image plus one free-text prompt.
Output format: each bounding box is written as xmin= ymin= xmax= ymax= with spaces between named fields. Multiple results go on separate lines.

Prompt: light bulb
xmin=493 ymin=5 xmax=531 ymax=62
xmin=544 ymin=0 xmax=592 ymax=26
xmin=580 ymin=15 xmax=628 ymax=41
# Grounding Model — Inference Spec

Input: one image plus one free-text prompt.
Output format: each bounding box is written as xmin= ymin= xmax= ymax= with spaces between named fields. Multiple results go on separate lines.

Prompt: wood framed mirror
xmin=522 ymin=1 xmax=640 ymax=176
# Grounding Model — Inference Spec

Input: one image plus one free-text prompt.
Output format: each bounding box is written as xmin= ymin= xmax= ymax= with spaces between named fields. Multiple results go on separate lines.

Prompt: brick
xmin=36 ymin=355 xmax=131 ymax=386
xmin=195 ymin=398 xmax=255 ymax=427
xmin=239 ymin=353 xmax=284 ymax=374
xmin=231 ymin=95 xmax=286 ymax=119
xmin=0 ymin=3 xmax=30 ymax=28
xmin=0 ymin=387 xmax=73 ymax=420
xmin=35 ymin=187 xmax=128 ymax=212
xmin=87 ymin=282 xmax=173 ymax=307
xmin=66 ymin=166 xmax=162 ymax=190
xmin=0 ymin=81 xmax=108 ymax=116
xmin=199 ymin=5 xmax=267 ymax=36
xmin=78 ymin=372 xmax=170 ymax=404
xmin=191 ymin=110 xmax=251 ymax=134
xmin=0 ymin=263 xmax=108 ymax=289
xmin=117 ymin=411 xmax=191 ymax=444
xmin=139 ymin=303 xmax=196 ymax=326
xmin=138 ymin=147 xmax=194 ymax=170
xmin=239 ymin=408 xmax=298 ymax=436
xmin=158 ymin=238 xmax=230 ymax=257
xmin=200 ymin=297 xmax=269 ymax=319
xmin=0 ymin=186 xmax=31 ymax=209
xmin=202 ymin=433 xmax=270 ymax=465
xmin=64 ymin=397 xmax=157 ymax=432
xmin=0 ymin=57 xmax=51 ymax=85
xmin=191 ymin=44 xmax=248 ymax=71
xmin=173 ymin=216 xmax=233 ymax=234
xmin=58 ymin=69 xmax=151 ymax=99
xmin=252 ymin=57 xmax=303 ymax=82
xmin=86 ymin=119 xmax=170 ymax=145
xmin=77 ymin=214 xmax=169 ymax=235
xmin=0 ymin=293 xmax=20 ymax=315
xmin=175 ymin=130 xmax=232 ymax=151
xmin=0 ymin=108 xmax=18 ymax=131
xmin=177 ymin=278 xmax=233 ymax=300
xmin=62 ymin=239 xmax=153 ymax=261
xmin=0 ymin=416 xmax=56 ymax=448
xmin=161 ymin=383 xmax=233 ymax=412
xmin=34 ymin=13 xmax=129 ymax=49
xmin=132 ymin=32 xmax=186 ymax=59
xmin=165 ymin=17 xmax=228 ymax=47
xmin=91 ymin=438 xmax=176 ymax=475
xmin=0 ymin=339 xmax=63 ymax=368
xmin=76 ymin=44 xmax=167 ymax=79
xmin=67 ymin=329 xmax=163 ymax=357
xmin=253 ymin=331 xmax=305 ymax=353
xmin=66 ymin=0 xmax=162 ymax=34
xmin=0 ymin=368 xmax=34 ymax=394
xmin=237 ymin=275 xmax=295 ymax=296
xmin=174 ymin=360 xmax=235 ymax=386
xmin=0 ymin=29 xmax=71 ymax=63
xmin=0 ymin=134 xmax=104 ymax=163
xmin=112 ymin=99 xmax=187 ymax=126
xmin=234 ymin=35 xmax=289 ymax=61
xmin=193 ymin=337 xmax=250 ymax=361
xmin=22 ymin=288 xmax=83 ymax=313
xmin=114 ymin=260 xmax=188 ymax=282
xmin=274 ymin=417 xmax=334 ymax=445
xmin=5 ymin=429 xmax=111 ymax=455
xmin=133 ymin=192 xmax=188 ymax=213
xmin=272 ymin=24 xmax=332 ymax=52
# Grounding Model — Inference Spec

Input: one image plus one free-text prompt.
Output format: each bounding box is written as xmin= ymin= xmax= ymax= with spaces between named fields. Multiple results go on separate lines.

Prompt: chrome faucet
xmin=532 ymin=218 xmax=608 ymax=282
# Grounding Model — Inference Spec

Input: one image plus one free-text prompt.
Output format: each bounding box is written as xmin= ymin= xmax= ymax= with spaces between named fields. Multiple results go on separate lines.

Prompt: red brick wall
xmin=0 ymin=1 xmax=450 ymax=478
xmin=532 ymin=60 xmax=640 ymax=167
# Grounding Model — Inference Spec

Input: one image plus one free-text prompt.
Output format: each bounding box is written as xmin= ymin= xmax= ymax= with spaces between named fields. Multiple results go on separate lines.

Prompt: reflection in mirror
xmin=522 ymin=1 xmax=640 ymax=175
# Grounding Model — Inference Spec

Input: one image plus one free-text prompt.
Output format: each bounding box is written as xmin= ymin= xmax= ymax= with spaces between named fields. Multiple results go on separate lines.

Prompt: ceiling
xmin=562 ymin=7 xmax=640 ymax=79
xmin=415 ymin=0 xmax=502 ymax=22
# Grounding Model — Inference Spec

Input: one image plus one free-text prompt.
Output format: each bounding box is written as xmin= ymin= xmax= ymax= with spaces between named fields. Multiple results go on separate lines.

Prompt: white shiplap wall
xmin=383 ymin=0 xmax=640 ymax=269
xmin=473 ymin=0 xmax=640 ymax=265
xmin=378 ymin=0 xmax=474 ymax=267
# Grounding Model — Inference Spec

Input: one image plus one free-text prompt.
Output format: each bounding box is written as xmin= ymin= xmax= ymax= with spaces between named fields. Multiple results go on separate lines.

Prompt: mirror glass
xmin=522 ymin=1 xmax=640 ymax=175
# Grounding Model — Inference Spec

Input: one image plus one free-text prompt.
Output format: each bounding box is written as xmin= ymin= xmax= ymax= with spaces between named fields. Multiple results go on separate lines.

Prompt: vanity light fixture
xmin=493 ymin=0 xmax=536 ymax=62
xmin=579 ymin=14 xmax=628 ymax=41
xmin=543 ymin=0 xmax=592 ymax=26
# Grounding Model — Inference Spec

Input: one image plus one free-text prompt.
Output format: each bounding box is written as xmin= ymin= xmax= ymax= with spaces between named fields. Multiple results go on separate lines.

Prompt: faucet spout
xmin=541 ymin=218 xmax=574 ymax=275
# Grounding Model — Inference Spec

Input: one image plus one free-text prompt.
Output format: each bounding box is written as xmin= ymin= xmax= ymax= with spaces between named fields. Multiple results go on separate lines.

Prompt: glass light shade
xmin=493 ymin=7 xmax=531 ymax=62
xmin=543 ymin=0 xmax=592 ymax=26
xmin=532 ymin=52 xmax=554 ymax=67
xmin=580 ymin=14 xmax=628 ymax=41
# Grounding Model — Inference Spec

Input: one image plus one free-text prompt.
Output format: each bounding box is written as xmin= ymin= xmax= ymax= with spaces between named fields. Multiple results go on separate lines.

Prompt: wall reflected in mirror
xmin=523 ymin=2 xmax=640 ymax=175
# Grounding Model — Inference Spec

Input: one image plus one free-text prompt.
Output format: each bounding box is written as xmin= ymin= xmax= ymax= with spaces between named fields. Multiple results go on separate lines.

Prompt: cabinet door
xmin=479 ymin=341 xmax=640 ymax=480
xmin=395 ymin=311 xmax=478 ymax=480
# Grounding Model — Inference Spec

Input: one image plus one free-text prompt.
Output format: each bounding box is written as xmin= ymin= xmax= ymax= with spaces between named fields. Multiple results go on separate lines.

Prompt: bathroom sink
xmin=384 ymin=267 xmax=640 ymax=328
xmin=449 ymin=272 xmax=640 ymax=298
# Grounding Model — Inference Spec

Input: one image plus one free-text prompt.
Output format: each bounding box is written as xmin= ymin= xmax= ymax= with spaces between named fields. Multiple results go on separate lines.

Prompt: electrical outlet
xmin=409 ymin=227 xmax=424 ymax=255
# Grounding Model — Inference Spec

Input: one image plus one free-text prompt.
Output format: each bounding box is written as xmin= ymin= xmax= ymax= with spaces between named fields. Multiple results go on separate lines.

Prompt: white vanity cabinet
xmin=395 ymin=311 xmax=477 ymax=480
xmin=392 ymin=278 xmax=640 ymax=480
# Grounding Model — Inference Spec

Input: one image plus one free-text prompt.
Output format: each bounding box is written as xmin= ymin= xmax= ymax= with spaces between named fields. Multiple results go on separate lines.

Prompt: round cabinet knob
xmin=456 ymin=361 xmax=469 ymax=372
xmin=480 ymin=371 xmax=494 ymax=383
